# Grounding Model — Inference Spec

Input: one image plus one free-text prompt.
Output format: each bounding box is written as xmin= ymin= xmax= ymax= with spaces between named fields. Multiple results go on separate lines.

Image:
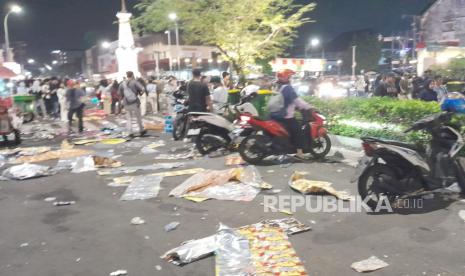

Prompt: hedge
xmin=302 ymin=97 xmax=443 ymax=144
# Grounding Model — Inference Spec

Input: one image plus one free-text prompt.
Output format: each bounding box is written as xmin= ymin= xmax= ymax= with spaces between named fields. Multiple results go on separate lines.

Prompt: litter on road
xmin=459 ymin=210 xmax=465 ymax=221
xmin=53 ymin=201 xmax=76 ymax=206
xmin=12 ymin=148 xmax=93 ymax=164
xmin=130 ymin=217 xmax=145 ymax=225
xmin=120 ymin=175 xmax=163 ymax=201
xmin=164 ymin=221 xmax=180 ymax=232
xmin=109 ymin=269 xmax=128 ymax=276
xmin=351 ymin=256 xmax=389 ymax=273
xmin=2 ymin=163 xmax=52 ymax=180
xmin=289 ymin=171 xmax=353 ymax=200
xmin=98 ymin=162 xmax=184 ymax=176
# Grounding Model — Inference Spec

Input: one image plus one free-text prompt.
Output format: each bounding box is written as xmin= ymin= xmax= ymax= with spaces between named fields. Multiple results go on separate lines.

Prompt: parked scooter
xmin=238 ymin=109 xmax=331 ymax=164
xmin=189 ymin=91 xmax=259 ymax=155
xmin=355 ymin=108 xmax=465 ymax=209
xmin=172 ymin=89 xmax=189 ymax=141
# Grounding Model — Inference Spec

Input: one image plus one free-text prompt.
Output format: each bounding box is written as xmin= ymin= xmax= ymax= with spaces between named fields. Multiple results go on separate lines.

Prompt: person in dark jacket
xmin=419 ymin=79 xmax=438 ymax=102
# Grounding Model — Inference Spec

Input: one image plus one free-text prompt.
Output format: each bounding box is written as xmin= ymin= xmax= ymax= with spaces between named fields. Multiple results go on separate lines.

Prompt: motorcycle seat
xmin=362 ymin=137 xmax=422 ymax=152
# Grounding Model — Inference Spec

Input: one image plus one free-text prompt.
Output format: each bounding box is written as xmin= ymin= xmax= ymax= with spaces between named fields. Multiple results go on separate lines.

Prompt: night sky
xmin=0 ymin=0 xmax=434 ymax=61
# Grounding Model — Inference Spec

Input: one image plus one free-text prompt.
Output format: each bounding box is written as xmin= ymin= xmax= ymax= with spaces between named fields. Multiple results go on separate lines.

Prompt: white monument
xmin=115 ymin=0 xmax=141 ymax=80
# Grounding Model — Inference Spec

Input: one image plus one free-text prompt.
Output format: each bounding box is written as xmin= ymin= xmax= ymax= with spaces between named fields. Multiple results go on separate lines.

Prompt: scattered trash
xmin=351 ymin=256 xmax=389 ymax=273
xmin=2 ymin=163 xmax=52 ymax=180
xmin=215 ymin=224 xmax=255 ymax=275
xmin=225 ymin=154 xmax=246 ymax=166
xmin=109 ymin=269 xmax=128 ymax=276
xmin=459 ymin=210 xmax=465 ymax=221
xmin=155 ymin=265 xmax=162 ymax=271
xmin=20 ymin=243 xmax=29 ymax=247
xmin=161 ymin=235 xmax=217 ymax=265
xmin=445 ymin=182 xmax=462 ymax=193
xmin=120 ymin=175 xmax=163 ymax=201
xmin=141 ymin=141 xmax=166 ymax=155
xmin=12 ymin=149 xmax=93 ymax=164
xmin=289 ymin=172 xmax=353 ymax=201
xmin=144 ymin=122 xmax=164 ymax=131
xmin=93 ymin=156 xmax=123 ymax=168
xmin=44 ymin=197 xmax=56 ymax=202
xmin=71 ymin=156 xmax=96 ymax=173
xmin=164 ymin=221 xmax=180 ymax=232
xmin=152 ymin=168 xmax=204 ymax=178
xmin=155 ymin=150 xmax=195 ymax=160
xmin=53 ymin=201 xmax=76 ymax=206
xmin=75 ymin=258 xmax=81 ymax=262
xmin=254 ymin=218 xmax=312 ymax=235
xmin=61 ymin=140 xmax=74 ymax=150
xmin=99 ymin=163 xmax=184 ymax=176
xmin=100 ymin=138 xmax=127 ymax=145
xmin=266 ymin=169 xmax=275 ymax=173
xmin=236 ymin=224 xmax=308 ymax=275
xmin=130 ymin=217 xmax=145 ymax=225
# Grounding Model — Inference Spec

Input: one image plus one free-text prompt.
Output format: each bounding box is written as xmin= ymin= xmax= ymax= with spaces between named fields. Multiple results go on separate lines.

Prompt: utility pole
xmin=352 ymin=45 xmax=357 ymax=79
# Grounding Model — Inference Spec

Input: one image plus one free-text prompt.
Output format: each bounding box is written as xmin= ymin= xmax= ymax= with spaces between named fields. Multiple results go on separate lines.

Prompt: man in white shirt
xmin=210 ymin=76 xmax=228 ymax=113
xmin=146 ymin=78 xmax=158 ymax=114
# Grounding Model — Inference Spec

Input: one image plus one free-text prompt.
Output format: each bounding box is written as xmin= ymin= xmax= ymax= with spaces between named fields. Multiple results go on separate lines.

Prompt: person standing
xmin=119 ymin=71 xmax=147 ymax=137
xmin=137 ymin=77 xmax=148 ymax=116
xmin=16 ymin=81 xmax=28 ymax=95
xmin=57 ymin=81 xmax=68 ymax=122
xmin=110 ymin=80 xmax=121 ymax=115
xmin=30 ymin=79 xmax=47 ymax=119
xmin=187 ymin=69 xmax=212 ymax=112
xmin=66 ymin=80 xmax=85 ymax=133
xmin=162 ymin=76 xmax=178 ymax=114
xmin=399 ymin=73 xmax=413 ymax=99
xmin=146 ymin=77 xmax=158 ymax=114
xmin=434 ymin=75 xmax=448 ymax=102
xmin=210 ymin=76 xmax=228 ymax=112
xmin=419 ymin=80 xmax=438 ymax=102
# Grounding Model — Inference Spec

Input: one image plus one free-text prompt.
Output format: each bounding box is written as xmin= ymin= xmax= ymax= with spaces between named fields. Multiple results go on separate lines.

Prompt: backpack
xmin=122 ymin=80 xmax=139 ymax=105
xmin=267 ymin=85 xmax=287 ymax=119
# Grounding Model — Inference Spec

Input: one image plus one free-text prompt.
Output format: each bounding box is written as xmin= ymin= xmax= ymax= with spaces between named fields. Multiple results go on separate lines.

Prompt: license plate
xmin=187 ymin=128 xmax=201 ymax=136
xmin=351 ymin=156 xmax=372 ymax=183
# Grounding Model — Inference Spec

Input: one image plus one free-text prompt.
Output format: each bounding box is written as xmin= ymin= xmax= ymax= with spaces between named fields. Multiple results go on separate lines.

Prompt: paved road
xmin=0 ymin=129 xmax=464 ymax=276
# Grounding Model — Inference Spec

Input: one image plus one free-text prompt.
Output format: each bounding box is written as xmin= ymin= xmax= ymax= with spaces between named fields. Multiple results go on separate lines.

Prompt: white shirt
xmin=212 ymin=86 xmax=228 ymax=104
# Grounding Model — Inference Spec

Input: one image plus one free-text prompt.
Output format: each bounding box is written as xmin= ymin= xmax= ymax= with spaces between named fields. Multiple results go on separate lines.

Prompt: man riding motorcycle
xmin=268 ymin=69 xmax=312 ymax=160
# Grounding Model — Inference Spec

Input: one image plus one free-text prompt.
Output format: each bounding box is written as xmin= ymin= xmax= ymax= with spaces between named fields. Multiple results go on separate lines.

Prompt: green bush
xmin=302 ymin=96 xmax=442 ymax=144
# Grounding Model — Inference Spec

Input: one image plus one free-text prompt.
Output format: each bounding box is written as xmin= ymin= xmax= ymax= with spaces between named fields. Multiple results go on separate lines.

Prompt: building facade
xmin=421 ymin=0 xmax=465 ymax=46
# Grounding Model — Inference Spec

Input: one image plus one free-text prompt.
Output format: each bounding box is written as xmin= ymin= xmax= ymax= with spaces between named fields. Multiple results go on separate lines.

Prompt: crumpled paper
xmin=351 ymin=256 xmax=389 ymax=273
xmin=2 ymin=163 xmax=52 ymax=180
xmin=120 ymin=175 xmax=163 ymax=200
xmin=215 ymin=224 xmax=255 ymax=276
xmin=289 ymin=171 xmax=353 ymax=201
xmin=169 ymin=167 xmax=270 ymax=201
xmin=93 ymin=156 xmax=123 ymax=168
xmin=72 ymin=156 xmax=96 ymax=173
xmin=254 ymin=218 xmax=312 ymax=235
xmin=109 ymin=168 xmax=205 ymax=187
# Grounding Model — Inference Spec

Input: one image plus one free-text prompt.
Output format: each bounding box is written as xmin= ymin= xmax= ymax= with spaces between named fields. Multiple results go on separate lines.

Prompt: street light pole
xmin=352 ymin=45 xmax=357 ymax=79
xmin=3 ymin=5 xmax=22 ymax=62
xmin=174 ymin=21 xmax=180 ymax=72
xmin=165 ymin=30 xmax=172 ymax=72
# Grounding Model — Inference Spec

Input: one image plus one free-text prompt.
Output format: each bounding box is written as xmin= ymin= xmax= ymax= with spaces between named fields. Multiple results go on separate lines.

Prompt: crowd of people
xmin=4 ymin=69 xmax=234 ymax=137
xmin=371 ymin=71 xmax=449 ymax=102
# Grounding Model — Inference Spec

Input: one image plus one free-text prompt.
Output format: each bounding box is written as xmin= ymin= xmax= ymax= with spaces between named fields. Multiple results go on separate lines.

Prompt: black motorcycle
xmin=355 ymin=112 xmax=465 ymax=209
xmin=172 ymin=89 xmax=189 ymax=141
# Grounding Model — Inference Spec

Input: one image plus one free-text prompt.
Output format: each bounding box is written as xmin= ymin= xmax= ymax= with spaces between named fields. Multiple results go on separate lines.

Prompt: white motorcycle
xmin=188 ymin=89 xmax=259 ymax=155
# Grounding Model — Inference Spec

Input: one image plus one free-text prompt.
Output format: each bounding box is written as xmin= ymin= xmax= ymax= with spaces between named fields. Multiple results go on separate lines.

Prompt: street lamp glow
xmin=27 ymin=59 xmax=35 ymax=64
xmin=52 ymin=60 xmax=58 ymax=65
xmin=101 ymin=41 xmax=111 ymax=49
xmin=11 ymin=5 xmax=22 ymax=13
xmin=196 ymin=58 xmax=202 ymax=63
xmin=310 ymin=38 xmax=320 ymax=47
xmin=164 ymin=30 xmax=169 ymax=34
xmin=184 ymin=58 xmax=191 ymax=63
xmin=169 ymin=12 xmax=177 ymax=21
xmin=337 ymin=59 xmax=343 ymax=65
xmin=217 ymin=59 xmax=223 ymax=63
xmin=208 ymin=59 xmax=213 ymax=63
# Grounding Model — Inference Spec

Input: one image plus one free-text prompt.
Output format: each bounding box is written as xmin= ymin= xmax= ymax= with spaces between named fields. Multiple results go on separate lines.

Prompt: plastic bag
xmin=161 ymin=235 xmax=217 ymax=265
xmin=188 ymin=181 xmax=260 ymax=202
xmin=120 ymin=175 xmax=163 ymax=200
xmin=71 ymin=156 xmax=96 ymax=173
xmin=289 ymin=171 xmax=353 ymax=201
xmin=2 ymin=163 xmax=51 ymax=180
xmin=215 ymin=224 xmax=255 ymax=276
xmin=98 ymin=163 xmax=184 ymax=176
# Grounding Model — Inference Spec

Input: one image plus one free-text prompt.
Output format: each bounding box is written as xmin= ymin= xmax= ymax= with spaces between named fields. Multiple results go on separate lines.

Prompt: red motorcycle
xmin=238 ymin=110 xmax=331 ymax=164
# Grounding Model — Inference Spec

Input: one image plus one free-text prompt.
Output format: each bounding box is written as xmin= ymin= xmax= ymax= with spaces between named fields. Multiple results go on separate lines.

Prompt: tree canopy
xmin=134 ymin=0 xmax=315 ymax=79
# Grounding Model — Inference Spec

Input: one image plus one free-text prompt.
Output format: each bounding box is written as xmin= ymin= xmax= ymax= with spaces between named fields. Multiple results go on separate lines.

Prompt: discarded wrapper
xmin=215 ymin=224 xmax=255 ymax=276
xmin=289 ymin=171 xmax=353 ymax=200
xmin=109 ymin=269 xmax=127 ymax=276
xmin=54 ymin=201 xmax=76 ymax=206
xmin=12 ymin=149 xmax=93 ymax=164
xmin=164 ymin=221 xmax=180 ymax=232
xmin=459 ymin=210 xmax=465 ymax=221
xmin=98 ymin=162 xmax=183 ymax=176
xmin=254 ymin=218 xmax=312 ymax=235
xmin=351 ymin=256 xmax=389 ymax=273
xmin=225 ymin=154 xmax=246 ymax=166
xmin=2 ymin=163 xmax=52 ymax=180
xmin=169 ymin=166 xmax=270 ymax=202
xmin=93 ymin=156 xmax=123 ymax=168
xmin=120 ymin=175 xmax=163 ymax=201
xmin=130 ymin=217 xmax=145 ymax=225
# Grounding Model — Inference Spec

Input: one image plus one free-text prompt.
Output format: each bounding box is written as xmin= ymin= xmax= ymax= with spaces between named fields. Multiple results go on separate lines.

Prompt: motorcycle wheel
xmin=195 ymin=129 xmax=231 ymax=155
xmin=308 ymin=134 xmax=331 ymax=159
xmin=239 ymin=135 xmax=268 ymax=165
xmin=358 ymin=164 xmax=398 ymax=210
xmin=173 ymin=115 xmax=187 ymax=141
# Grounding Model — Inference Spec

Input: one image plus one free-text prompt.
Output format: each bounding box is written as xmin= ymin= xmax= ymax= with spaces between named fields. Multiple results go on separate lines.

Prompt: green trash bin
xmin=228 ymin=89 xmax=241 ymax=104
xmin=13 ymin=95 xmax=36 ymax=123
xmin=250 ymin=89 xmax=272 ymax=119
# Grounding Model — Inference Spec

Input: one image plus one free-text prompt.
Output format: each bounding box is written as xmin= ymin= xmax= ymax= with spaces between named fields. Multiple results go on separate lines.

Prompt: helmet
xmin=277 ymin=69 xmax=296 ymax=82
xmin=441 ymin=92 xmax=465 ymax=114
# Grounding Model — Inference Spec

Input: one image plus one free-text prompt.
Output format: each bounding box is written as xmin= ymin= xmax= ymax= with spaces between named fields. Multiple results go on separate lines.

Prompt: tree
xmin=134 ymin=0 xmax=315 ymax=81
xmin=430 ymin=58 xmax=465 ymax=81
xmin=341 ymin=32 xmax=381 ymax=74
